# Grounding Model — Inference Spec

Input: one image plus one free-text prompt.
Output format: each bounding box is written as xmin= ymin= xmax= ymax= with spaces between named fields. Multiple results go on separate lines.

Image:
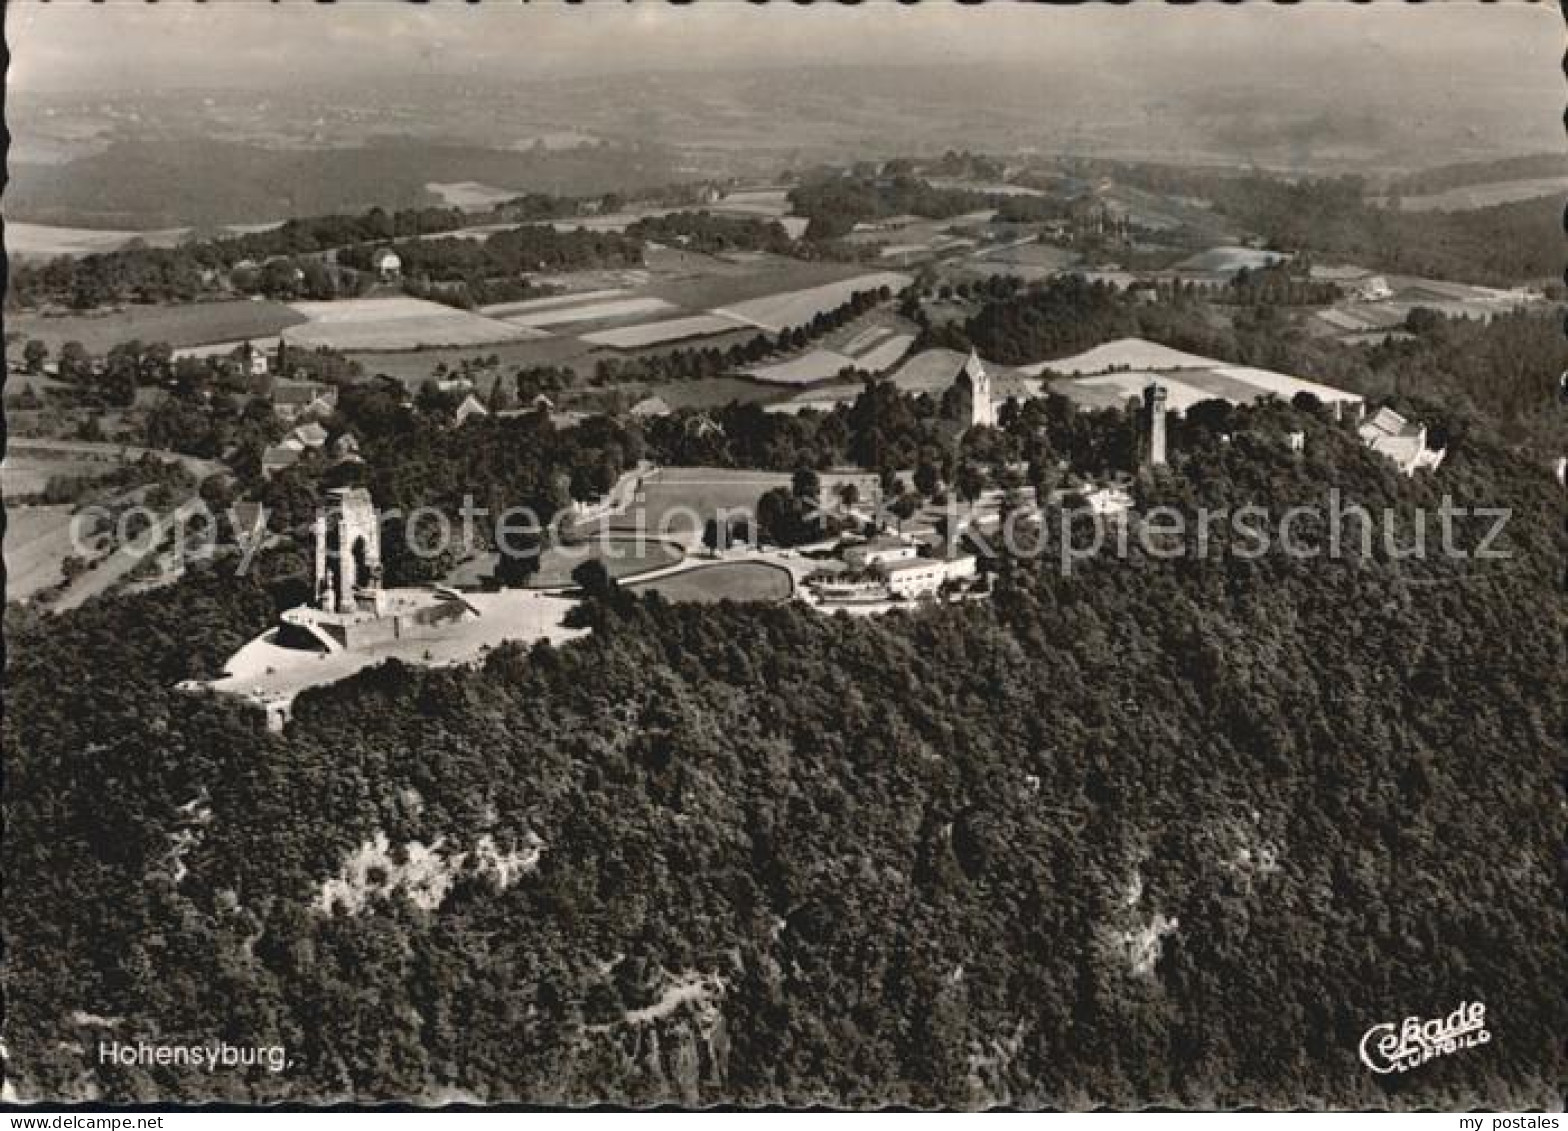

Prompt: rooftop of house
xmin=1361 ymin=405 xmax=1416 ymax=439
xmin=272 ymin=379 xmax=337 ymax=406
xmin=289 ymin=422 xmax=329 ymax=447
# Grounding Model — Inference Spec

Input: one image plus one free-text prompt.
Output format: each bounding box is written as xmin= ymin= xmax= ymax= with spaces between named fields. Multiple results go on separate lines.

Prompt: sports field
xmin=629 ymin=561 xmax=794 ymax=604
xmin=609 ymin=467 xmax=880 ymax=539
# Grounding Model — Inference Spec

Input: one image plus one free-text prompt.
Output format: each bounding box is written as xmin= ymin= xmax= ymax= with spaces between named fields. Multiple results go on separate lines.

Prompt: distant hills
xmin=5 ymin=136 xmax=690 ymax=229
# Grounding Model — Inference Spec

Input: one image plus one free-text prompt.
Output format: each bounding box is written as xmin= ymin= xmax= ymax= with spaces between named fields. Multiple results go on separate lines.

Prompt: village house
xmin=261 ymin=438 xmax=306 ymax=479
xmin=330 ymin=433 xmax=362 ymax=464
xmin=1358 ymin=406 xmax=1445 ymax=475
xmin=271 ymin=378 xmax=339 ymax=424
xmin=454 ymin=393 xmax=490 ymax=427
xmin=372 ymin=248 xmax=403 ymax=282
xmin=236 ymin=341 xmax=270 ymax=378
xmin=629 ymin=395 xmax=673 ymax=418
xmin=1080 ymin=484 xmax=1134 ymax=516
xmin=289 ymin=421 xmax=330 ymax=450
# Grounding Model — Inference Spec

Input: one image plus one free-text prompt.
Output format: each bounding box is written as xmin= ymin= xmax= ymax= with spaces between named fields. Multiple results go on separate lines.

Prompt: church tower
xmin=962 ymin=350 xmax=996 ymax=429
xmin=1142 ymin=383 xmax=1168 ymax=468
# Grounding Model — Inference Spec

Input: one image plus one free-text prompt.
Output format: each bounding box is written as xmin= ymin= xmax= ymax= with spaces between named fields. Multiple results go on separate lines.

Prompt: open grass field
xmin=579 ymin=313 xmax=748 ymax=349
xmin=709 ymin=188 xmax=792 ymax=216
xmin=970 ymin=240 xmax=1080 ymax=271
xmin=348 ymin=334 xmax=594 ymax=389
xmin=9 ymin=299 xmax=308 ymax=354
xmin=1391 ymin=177 xmax=1568 ymax=213
xmin=478 ymin=288 xmax=630 ymax=317
xmin=643 ymin=254 xmax=880 ymax=313
xmin=4 ymin=505 xmax=80 ymax=602
xmin=424 ymin=181 xmax=521 ymax=210
xmin=284 ymin=297 xmax=541 ymax=351
xmin=853 ymin=333 xmax=916 ymax=372
xmin=1019 ymin=338 xmax=1223 ymax=377
xmin=648 ymin=376 xmax=788 ymax=410
xmin=547 ymin=207 xmax=681 ymax=233
xmin=6 ymin=221 xmax=191 ymax=260
xmin=500 ymin=295 xmax=677 ymax=329
xmin=712 ymin=271 xmax=912 ymax=332
xmin=1174 ymin=246 xmax=1291 ymax=273
xmin=746 ymin=348 xmax=860 ymax=386
xmin=1 ymin=454 xmax=111 ymax=496
xmin=628 ymin=561 xmax=793 ymax=604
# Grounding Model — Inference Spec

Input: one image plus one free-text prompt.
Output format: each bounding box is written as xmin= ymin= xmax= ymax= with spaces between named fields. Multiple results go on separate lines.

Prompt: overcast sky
xmin=7 ymin=1 xmax=1559 ymax=95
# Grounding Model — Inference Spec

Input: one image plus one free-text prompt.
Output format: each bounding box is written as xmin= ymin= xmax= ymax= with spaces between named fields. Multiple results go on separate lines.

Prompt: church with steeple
xmin=958 ymin=349 xmax=996 ymax=429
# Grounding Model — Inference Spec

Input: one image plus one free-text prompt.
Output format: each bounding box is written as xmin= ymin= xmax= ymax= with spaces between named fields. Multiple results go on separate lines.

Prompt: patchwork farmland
xmin=498 ymin=295 xmax=677 ymax=329
xmin=348 ymin=258 xmax=912 ymax=391
xmin=283 ymin=297 xmax=545 ymax=351
xmin=713 ymin=271 xmax=911 ymax=332
xmin=745 ymin=310 xmax=918 ymax=386
xmin=579 ymin=313 xmax=749 ymax=349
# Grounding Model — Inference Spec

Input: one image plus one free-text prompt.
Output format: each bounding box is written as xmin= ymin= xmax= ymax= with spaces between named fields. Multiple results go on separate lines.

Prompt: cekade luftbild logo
xmin=1358 ymin=1001 xmax=1490 ymax=1074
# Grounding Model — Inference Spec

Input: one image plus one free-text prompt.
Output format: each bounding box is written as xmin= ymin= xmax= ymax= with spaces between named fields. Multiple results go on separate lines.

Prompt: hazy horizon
xmin=5 ymin=1 xmax=1562 ymax=230
xmin=8 ymin=1 xmax=1559 ymax=98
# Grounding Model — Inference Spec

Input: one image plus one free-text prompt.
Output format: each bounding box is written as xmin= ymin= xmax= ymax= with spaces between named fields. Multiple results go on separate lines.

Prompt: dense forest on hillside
xmin=960 ymin=279 xmax=1568 ymax=459
xmin=789 ymin=173 xmax=997 ymax=240
xmin=4 ymin=400 xmax=1563 ymax=1105
xmin=7 ymin=197 xmax=639 ymax=311
xmin=1385 ymin=152 xmax=1563 ymax=197
xmin=6 ymin=136 xmax=689 ymax=229
xmin=624 ymin=211 xmax=796 ymax=256
xmin=1059 ymin=161 xmax=1560 ymax=286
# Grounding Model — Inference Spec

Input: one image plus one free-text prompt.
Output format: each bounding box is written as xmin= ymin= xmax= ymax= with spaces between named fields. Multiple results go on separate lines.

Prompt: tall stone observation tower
xmin=313 ymin=487 xmax=386 ymax=614
xmin=1142 ymin=383 xmax=1168 ymax=468
xmin=963 ymin=350 xmax=996 ymax=429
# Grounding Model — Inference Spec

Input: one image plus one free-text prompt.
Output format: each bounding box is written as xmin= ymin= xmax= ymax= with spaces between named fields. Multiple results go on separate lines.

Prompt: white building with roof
xmin=882 ymin=555 xmax=978 ymax=599
xmin=373 ymin=248 xmax=403 ymax=282
xmin=843 ymin=534 xmax=919 ymax=570
xmin=1358 ymin=406 xmax=1445 ymax=475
